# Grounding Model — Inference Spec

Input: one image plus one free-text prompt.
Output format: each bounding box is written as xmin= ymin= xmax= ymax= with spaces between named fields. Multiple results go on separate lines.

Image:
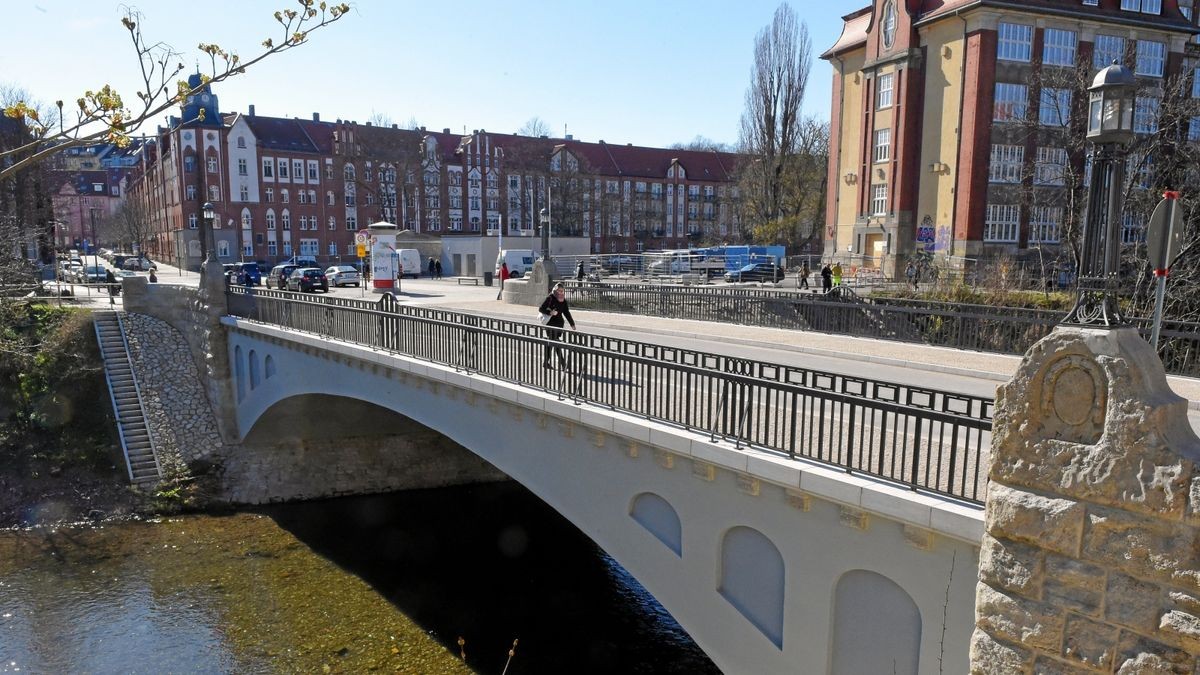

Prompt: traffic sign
xmin=1147 ymin=192 xmax=1184 ymax=271
xmin=356 ymin=243 xmax=367 ymax=258
xmin=354 ymin=232 xmax=368 ymax=245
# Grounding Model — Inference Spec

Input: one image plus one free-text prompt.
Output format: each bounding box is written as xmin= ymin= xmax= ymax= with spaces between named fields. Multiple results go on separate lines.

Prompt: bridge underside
xmin=225 ymin=394 xmax=510 ymax=504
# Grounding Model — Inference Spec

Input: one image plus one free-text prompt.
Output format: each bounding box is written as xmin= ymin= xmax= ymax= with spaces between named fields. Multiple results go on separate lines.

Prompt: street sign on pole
xmin=1147 ymin=191 xmax=1183 ymax=350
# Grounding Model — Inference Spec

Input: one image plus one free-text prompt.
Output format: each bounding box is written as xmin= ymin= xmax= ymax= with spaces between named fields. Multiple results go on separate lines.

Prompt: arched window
xmin=719 ymin=526 xmax=785 ymax=648
xmin=831 ymin=570 xmax=921 ymax=674
xmin=237 ymin=136 xmax=246 ymax=148
xmin=629 ymin=493 xmax=681 ymax=556
xmin=240 ymin=208 xmax=252 ymax=229
xmin=266 ymin=210 xmax=276 ymax=230
xmin=344 ymin=164 xmax=355 ymax=181
xmin=217 ymin=240 xmax=231 ymax=259
xmin=264 ymin=355 xmax=276 ymax=379
xmin=281 ymin=210 xmax=291 ymax=230
xmin=881 ymin=2 xmax=897 ymax=49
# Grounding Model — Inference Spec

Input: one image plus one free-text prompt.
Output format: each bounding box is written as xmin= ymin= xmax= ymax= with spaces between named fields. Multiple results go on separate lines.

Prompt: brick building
xmin=125 ymin=77 xmax=743 ymax=271
xmin=822 ymin=0 xmax=1197 ymax=277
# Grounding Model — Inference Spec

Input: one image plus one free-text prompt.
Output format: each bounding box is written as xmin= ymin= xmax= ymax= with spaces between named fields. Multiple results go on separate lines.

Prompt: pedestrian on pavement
xmin=434 ymin=259 xmax=443 ymax=279
xmin=905 ymin=261 xmax=917 ymax=290
xmin=497 ymin=261 xmax=510 ymax=300
xmin=820 ymin=263 xmax=833 ymax=292
xmin=148 ymin=269 xmax=158 ymax=283
xmin=798 ymin=262 xmax=810 ymax=290
xmin=538 ymin=282 xmax=577 ymax=370
xmin=831 ymin=262 xmax=843 ymax=287
xmin=575 ymin=260 xmax=585 ymax=282
xmin=428 ymin=257 xmax=436 ymax=278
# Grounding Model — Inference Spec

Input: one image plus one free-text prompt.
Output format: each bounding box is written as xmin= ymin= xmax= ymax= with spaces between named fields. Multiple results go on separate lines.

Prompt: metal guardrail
xmin=559 ymin=281 xmax=1200 ymax=378
xmin=228 ymin=288 xmax=992 ymax=504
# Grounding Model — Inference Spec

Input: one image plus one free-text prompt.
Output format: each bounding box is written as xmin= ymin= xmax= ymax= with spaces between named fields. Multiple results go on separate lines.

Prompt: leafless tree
xmin=517 ymin=117 xmax=554 ymax=138
xmin=669 ymin=136 xmax=732 ymax=153
xmin=736 ymin=3 xmax=818 ymax=244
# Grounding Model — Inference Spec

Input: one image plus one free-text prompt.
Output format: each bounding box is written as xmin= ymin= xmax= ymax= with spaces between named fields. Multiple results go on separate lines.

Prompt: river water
xmin=0 ymin=481 xmax=720 ymax=674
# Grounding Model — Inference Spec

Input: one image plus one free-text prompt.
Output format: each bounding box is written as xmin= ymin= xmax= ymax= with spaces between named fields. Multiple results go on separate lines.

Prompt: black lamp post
xmin=539 ymin=207 xmax=550 ymax=260
xmin=201 ymin=201 xmax=216 ymax=266
xmin=1063 ymin=62 xmax=1136 ymax=327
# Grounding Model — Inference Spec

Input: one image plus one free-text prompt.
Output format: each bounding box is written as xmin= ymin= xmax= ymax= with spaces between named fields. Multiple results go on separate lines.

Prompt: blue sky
xmin=1 ymin=1 xmax=851 ymax=148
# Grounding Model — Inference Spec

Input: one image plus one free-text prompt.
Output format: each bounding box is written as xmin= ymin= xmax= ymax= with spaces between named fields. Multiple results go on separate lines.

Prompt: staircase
xmin=93 ymin=310 xmax=161 ymax=484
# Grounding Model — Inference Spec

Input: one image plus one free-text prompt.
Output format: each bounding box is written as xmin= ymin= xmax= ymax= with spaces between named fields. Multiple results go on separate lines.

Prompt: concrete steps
xmin=93 ymin=310 xmax=161 ymax=484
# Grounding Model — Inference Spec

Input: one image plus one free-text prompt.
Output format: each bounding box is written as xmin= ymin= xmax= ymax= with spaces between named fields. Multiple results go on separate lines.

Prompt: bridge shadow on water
xmin=258 ymin=481 xmax=719 ymax=675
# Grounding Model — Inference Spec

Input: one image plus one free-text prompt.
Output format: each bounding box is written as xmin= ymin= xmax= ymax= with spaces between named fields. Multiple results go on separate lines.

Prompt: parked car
xmin=122 ymin=256 xmax=155 ymax=271
xmin=267 ymin=263 xmax=301 ymax=289
xmin=724 ymin=262 xmax=785 ymax=283
xmin=325 ymin=265 xmax=360 ymax=287
xmin=602 ymin=256 xmax=637 ymax=273
xmin=222 ymin=261 xmax=261 ymax=285
xmin=286 ymin=267 xmax=328 ymax=293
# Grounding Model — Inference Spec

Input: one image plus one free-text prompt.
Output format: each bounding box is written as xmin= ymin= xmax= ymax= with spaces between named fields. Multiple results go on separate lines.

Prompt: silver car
xmin=324 ymin=265 xmax=360 ymax=287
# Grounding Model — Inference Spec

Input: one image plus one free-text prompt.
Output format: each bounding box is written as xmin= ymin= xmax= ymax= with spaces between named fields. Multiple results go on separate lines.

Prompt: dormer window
xmin=881 ymin=2 xmax=896 ymax=49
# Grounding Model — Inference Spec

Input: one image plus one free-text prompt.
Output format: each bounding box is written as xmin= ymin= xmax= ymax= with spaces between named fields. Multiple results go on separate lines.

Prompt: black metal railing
xmin=560 ymin=281 xmax=1200 ymax=378
xmin=228 ymin=288 xmax=992 ymax=504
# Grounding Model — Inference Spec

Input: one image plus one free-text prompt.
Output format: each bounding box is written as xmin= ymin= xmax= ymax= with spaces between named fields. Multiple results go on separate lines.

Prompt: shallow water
xmin=0 ymin=482 xmax=719 ymax=674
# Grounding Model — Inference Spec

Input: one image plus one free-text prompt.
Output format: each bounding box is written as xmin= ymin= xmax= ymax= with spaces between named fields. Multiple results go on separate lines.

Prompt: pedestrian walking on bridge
xmin=820 ymin=263 xmax=833 ymax=293
xmin=538 ymin=282 xmax=577 ymax=370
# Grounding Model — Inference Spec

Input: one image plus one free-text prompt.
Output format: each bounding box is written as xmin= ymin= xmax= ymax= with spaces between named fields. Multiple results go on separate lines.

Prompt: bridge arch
xmin=829 ymin=569 xmax=922 ymax=675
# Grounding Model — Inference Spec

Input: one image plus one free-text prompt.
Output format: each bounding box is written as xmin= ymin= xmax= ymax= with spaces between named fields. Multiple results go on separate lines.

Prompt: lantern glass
xmin=202 ymin=202 xmax=215 ymax=221
xmin=1088 ymin=95 xmax=1103 ymax=136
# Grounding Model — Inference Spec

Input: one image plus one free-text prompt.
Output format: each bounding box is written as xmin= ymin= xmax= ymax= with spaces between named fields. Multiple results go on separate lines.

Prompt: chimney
xmin=312 ymin=112 xmax=320 ymax=122
xmin=565 ymin=134 xmax=573 ymax=140
xmin=392 ymin=124 xmax=398 ymax=129
xmin=248 ymin=104 xmax=255 ymax=117
xmin=366 ymin=121 xmax=372 ymax=126
xmin=443 ymin=128 xmax=450 ymax=134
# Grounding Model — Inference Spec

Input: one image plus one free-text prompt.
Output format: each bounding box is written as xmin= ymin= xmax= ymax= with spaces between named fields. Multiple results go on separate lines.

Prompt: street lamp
xmin=201 ymin=201 xmax=216 ymax=266
xmin=539 ymin=207 xmax=550 ymax=260
xmin=1063 ymin=62 xmax=1136 ymax=328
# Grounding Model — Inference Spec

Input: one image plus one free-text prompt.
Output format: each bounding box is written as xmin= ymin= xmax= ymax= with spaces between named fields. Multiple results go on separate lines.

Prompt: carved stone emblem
xmin=1039 ymin=355 xmax=1106 ymax=444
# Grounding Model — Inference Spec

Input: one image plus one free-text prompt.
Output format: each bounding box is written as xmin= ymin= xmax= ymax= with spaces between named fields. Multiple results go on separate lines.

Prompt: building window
xmin=994 ymin=83 xmax=1028 ymax=122
xmin=876 ymin=73 xmax=894 ymax=109
xmin=1039 ymin=88 xmax=1072 ymax=127
xmin=188 ymin=213 xmax=198 ymax=229
xmin=881 ymin=1 xmax=897 ymax=48
xmin=278 ymin=159 xmax=289 ymax=178
xmin=308 ymin=161 xmax=318 ymax=180
xmin=1042 ymin=29 xmax=1077 ymax=67
xmin=1083 ymin=0 xmax=1098 ymax=5
xmin=1034 ymin=147 xmax=1068 ymax=185
xmin=1093 ymin=35 xmax=1126 ymax=69
xmin=997 ymin=22 xmax=1033 ymax=62
xmin=1029 ymin=206 xmax=1062 ymax=244
xmin=282 ymin=212 xmax=291 ymax=230
xmin=265 ymin=188 xmax=274 ymax=202
xmin=1121 ymin=212 xmax=1146 ymax=243
xmin=237 ymin=136 xmax=246 ymax=148
xmin=328 ymin=216 xmax=336 ymax=230
xmin=207 ymin=157 xmax=218 ymax=173
xmin=989 ymin=144 xmax=1024 ymax=183
xmin=346 ymin=215 xmax=357 ymax=229
xmin=268 ymin=241 xmax=277 ymax=255
xmin=1134 ymin=96 xmax=1160 ymax=133
xmin=239 ymin=185 xmax=249 ymax=202
xmin=237 ymin=158 xmax=247 ymax=176
xmin=1122 ymin=0 xmax=1162 ymax=13
xmin=984 ymin=204 xmax=1020 ymax=242
xmin=184 ymin=156 xmax=196 ymax=172
xmin=327 ymin=191 xmax=335 ymax=206
xmin=282 ymin=242 xmax=292 ymax=255
xmin=208 ymin=185 xmax=219 ymax=201
xmin=328 ymin=242 xmax=337 ymax=255
xmin=1190 ymin=117 xmax=1200 ymax=142
xmin=186 ymin=185 xmax=197 ymax=201
xmin=870 ymin=184 xmax=888 ymax=215
xmin=873 ymin=128 xmax=891 ymax=163
xmin=292 ymin=161 xmax=303 ymax=179
xmin=1136 ymin=40 xmax=1165 ymax=77
xmin=266 ymin=212 xmax=276 ymax=230
xmin=262 ymin=158 xmax=274 ymax=178
xmin=281 ymin=189 xmax=290 ymax=204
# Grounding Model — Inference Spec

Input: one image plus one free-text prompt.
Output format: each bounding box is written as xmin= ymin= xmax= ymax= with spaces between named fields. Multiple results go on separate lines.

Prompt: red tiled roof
xmin=821 ymin=7 xmax=873 ymax=59
xmin=561 ymin=140 xmax=738 ymax=181
xmin=916 ymin=0 xmax=1193 ymax=30
xmin=243 ymin=115 xmax=324 ymax=154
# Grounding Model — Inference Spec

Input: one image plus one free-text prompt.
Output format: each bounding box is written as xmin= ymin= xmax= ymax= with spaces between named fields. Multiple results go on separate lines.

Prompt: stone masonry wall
xmin=971 ymin=327 xmax=1200 ymax=673
xmin=123 ymin=312 xmax=227 ymax=469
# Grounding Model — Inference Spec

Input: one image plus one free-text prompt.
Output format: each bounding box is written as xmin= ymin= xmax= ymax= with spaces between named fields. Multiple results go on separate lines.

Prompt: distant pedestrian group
xmin=427 ymin=257 xmax=442 ymax=279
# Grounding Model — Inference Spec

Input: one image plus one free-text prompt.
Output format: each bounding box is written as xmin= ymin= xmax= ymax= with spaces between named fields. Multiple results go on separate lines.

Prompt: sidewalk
xmin=427 ymin=289 xmax=1200 ymax=407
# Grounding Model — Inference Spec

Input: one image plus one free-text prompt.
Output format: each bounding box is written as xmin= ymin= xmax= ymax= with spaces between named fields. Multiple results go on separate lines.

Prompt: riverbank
xmin=0 ymin=442 xmax=148 ymax=528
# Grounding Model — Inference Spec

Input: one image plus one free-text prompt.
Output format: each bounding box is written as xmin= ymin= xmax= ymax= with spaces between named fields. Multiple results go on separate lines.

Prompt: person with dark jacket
xmin=434 ymin=259 xmax=443 ymax=279
xmin=575 ymin=260 xmax=585 ymax=281
xmin=538 ymin=282 xmax=577 ymax=369
xmin=428 ymin=257 xmax=436 ymax=278
xmin=820 ymin=263 xmax=833 ymax=292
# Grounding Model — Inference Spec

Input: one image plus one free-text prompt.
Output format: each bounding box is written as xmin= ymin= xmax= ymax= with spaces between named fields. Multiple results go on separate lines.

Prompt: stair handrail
xmin=114 ymin=311 xmax=162 ymax=481
xmin=94 ymin=312 xmax=135 ymax=483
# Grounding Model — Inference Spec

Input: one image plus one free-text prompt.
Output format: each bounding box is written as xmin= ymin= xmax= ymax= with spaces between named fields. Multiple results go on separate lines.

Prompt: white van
xmin=397 ymin=248 xmax=422 ymax=278
xmin=496 ymin=249 xmax=536 ymax=278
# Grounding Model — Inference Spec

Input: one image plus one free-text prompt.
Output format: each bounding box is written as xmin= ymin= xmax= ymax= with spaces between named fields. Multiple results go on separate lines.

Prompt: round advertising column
xmin=368 ymin=221 xmax=398 ymax=293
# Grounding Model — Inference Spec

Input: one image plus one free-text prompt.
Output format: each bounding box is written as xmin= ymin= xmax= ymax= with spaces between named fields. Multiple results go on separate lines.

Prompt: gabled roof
xmin=242 ymin=115 xmax=324 ymax=154
xmin=560 ymin=140 xmax=738 ymax=181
